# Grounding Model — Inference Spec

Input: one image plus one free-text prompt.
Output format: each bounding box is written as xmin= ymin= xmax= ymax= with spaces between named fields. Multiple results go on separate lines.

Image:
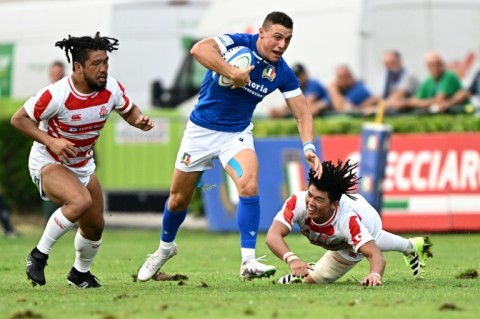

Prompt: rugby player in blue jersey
xmin=137 ymin=11 xmax=321 ymax=281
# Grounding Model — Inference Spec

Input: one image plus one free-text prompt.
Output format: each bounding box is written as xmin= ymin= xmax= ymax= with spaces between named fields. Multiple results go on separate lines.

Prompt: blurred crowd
xmin=269 ymin=50 xmax=480 ymax=118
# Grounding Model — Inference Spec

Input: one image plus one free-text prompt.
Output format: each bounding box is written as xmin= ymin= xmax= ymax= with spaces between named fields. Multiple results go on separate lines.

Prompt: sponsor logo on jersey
xmin=180 ymin=152 xmax=191 ymax=166
xmin=262 ymin=65 xmax=276 ymax=81
xmin=68 ymin=127 xmax=79 ymax=132
xmin=99 ymin=105 xmax=108 ymax=118
xmin=71 ymin=114 xmax=82 ymax=121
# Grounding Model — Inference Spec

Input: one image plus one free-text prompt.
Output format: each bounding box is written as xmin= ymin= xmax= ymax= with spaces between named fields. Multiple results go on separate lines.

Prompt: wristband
xmin=303 ymin=141 xmax=316 ymax=154
xmin=282 ymin=252 xmax=295 ymax=263
xmin=286 ymin=255 xmax=299 ymax=264
xmin=370 ymin=272 xmax=382 ymax=279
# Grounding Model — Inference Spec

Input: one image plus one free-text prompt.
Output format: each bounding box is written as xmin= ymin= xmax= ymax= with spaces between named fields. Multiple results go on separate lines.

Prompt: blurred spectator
xmin=327 ymin=65 xmax=375 ymax=114
xmin=404 ymin=52 xmax=469 ymax=113
xmin=456 ymin=67 xmax=480 ymax=110
xmin=381 ymin=50 xmax=419 ymax=112
xmin=49 ymin=60 xmax=65 ymax=83
xmin=269 ymin=63 xmax=330 ymax=118
xmin=0 ymin=189 xmax=16 ymax=238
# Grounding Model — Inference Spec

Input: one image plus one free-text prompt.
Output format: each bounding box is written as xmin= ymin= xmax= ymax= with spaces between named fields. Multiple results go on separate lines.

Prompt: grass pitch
xmin=1 ymin=227 xmax=479 ymax=319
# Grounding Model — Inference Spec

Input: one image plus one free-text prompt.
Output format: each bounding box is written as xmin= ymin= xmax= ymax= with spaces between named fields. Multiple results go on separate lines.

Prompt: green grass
xmin=1 ymin=229 xmax=479 ymax=319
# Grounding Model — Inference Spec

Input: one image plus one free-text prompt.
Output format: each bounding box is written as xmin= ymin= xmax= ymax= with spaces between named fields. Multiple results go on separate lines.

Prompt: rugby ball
xmin=213 ymin=46 xmax=252 ymax=87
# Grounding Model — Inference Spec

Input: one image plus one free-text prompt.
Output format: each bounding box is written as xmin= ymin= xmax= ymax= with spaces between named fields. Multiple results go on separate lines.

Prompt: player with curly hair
xmin=11 ymin=32 xmax=153 ymax=288
xmin=266 ymin=159 xmax=433 ymax=286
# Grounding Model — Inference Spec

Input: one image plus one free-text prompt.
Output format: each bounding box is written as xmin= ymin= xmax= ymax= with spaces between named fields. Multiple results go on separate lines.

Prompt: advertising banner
xmin=322 ymin=133 xmax=480 ymax=232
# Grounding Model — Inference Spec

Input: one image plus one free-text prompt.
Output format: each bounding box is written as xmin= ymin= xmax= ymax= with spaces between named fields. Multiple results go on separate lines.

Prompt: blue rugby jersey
xmin=189 ymin=33 xmax=301 ymax=132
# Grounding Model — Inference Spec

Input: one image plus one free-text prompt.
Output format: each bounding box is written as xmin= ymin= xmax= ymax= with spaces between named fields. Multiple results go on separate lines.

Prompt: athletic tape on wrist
xmin=370 ymin=272 xmax=382 ymax=279
xmin=303 ymin=141 xmax=316 ymax=154
xmin=287 ymin=255 xmax=299 ymax=264
xmin=283 ymin=252 xmax=295 ymax=263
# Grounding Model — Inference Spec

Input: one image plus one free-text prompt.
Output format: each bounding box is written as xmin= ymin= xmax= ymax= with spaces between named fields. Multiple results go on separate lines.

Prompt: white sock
xmin=74 ymin=230 xmax=102 ymax=273
xmin=37 ymin=208 xmax=74 ymax=254
xmin=241 ymin=248 xmax=255 ymax=263
xmin=159 ymin=240 xmax=174 ymax=253
xmin=376 ymin=230 xmax=413 ymax=255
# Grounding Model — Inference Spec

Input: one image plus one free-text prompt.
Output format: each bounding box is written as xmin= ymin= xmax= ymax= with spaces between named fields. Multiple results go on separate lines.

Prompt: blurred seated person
xmin=269 ymin=63 xmax=330 ymax=118
xmin=455 ymin=66 xmax=480 ymax=109
xmin=49 ymin=60 xmax=65 ymax=83
xmin=397 ymin=52 xmax=469 ymax=113
xmin=327 ymin=65 xmax=376 ymax=115
xmin=381 ymin=50 xmax=419 ymax=112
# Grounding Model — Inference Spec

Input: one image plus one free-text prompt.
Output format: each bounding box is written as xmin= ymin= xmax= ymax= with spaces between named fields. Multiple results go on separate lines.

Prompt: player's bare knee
xmin=236 ymin=178 xmax=258 ymax=197
xmin=168 ymin=193 xmax=190 ymax=211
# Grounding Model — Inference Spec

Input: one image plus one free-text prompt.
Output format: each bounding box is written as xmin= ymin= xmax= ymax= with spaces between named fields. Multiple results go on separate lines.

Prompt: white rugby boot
xmin=137 ymin=243 xmax=177 ymax=282
xmin=240 ymin=256 xmax=276 ymax=279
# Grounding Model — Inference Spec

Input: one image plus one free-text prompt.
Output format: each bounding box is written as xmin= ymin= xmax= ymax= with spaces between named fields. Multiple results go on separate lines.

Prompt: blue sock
xmin=237 ymin=195 xmax=260 ymax=249
xmin=161 ymin=199 xmax=187 ymax=243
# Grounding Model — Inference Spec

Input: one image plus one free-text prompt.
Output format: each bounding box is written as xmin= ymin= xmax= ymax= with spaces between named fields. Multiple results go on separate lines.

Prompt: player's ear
xmin=73 ymin=61 xmax=82 ymax=72
xmin=258 ymin=27 xmax=264 ymax=38
xmin=330 ymin=200 xmax=339 ymax=210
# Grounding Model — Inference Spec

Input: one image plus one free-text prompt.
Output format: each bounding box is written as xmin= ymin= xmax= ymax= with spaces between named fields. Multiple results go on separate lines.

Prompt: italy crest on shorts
xmin=180 ymin=152 xmax=191 ymax=166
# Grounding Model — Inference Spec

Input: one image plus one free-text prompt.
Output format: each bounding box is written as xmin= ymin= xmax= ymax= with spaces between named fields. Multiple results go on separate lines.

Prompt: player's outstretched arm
xmin=121 ymin=104 xmax=154 ymax=131
xmin=266 ymin=221 xmax=310 ymax=277
xmin=286 ymin=94 xmax=321 ymax=177
xmin=358 ymin=240 xmax=386 ymax=287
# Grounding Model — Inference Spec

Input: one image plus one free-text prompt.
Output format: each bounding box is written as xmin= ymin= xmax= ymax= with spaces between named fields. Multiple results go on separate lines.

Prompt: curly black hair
xmin=308 ymin=159 xmax=360 ymax=202
xmin=55 ymin=32 xmax=119 ymax=70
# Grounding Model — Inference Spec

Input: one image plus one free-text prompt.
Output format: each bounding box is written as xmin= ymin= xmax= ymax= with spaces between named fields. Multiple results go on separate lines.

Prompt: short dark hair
xmin=308 ymin=159 xmax=360 ymax=203
xmin=55 ymin=32 xmax=119 ymax=70
xmin=292 ymin=63 xmax=306 ymax=76
xmin=262 ymin=11 xmax=293 ymax=29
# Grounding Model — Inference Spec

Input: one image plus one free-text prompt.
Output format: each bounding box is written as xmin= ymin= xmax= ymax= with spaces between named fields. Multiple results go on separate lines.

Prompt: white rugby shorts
xmin=175 ymin=120 xmax=255 ymax=172
xmin=28 ymin=142 xmax=95 ymax=200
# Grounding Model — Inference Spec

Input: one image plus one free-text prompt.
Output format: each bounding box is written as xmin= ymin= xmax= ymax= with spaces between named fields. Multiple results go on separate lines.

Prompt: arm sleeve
xmin=23 ymin=86 xmax=60 ymax=122
xmin=273 ymin=194 xmax=305 ymax=230
xmin=346 ymin=214 xmax=375 ymax=253
xmin=113 ymin=79 xmax=133 ymax=115
xmin=213 ymin=33 xmax=250 ymax=55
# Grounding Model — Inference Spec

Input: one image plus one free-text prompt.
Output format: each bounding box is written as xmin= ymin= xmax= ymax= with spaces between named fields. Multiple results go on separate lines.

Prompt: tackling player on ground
xmin=266 ymin=160 xmax=433 ymax=286
xmin=11 ymin=32 xmax=153 ymax=288
xmin=137 ymin=11 xmax=321 ymax=282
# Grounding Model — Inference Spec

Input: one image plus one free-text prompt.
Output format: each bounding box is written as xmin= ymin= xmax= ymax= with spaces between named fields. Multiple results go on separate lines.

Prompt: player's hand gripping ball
xmin=213 ymin=46 xmax=252 ymax=86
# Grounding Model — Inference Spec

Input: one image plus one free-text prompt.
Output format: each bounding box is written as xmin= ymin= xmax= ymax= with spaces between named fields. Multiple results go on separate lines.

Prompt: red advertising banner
xmin=321 ymin=133 xmax=480 ymax=232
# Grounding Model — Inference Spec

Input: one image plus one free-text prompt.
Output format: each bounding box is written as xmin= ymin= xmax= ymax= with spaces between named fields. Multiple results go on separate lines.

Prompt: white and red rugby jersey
xmin=274 ymin=192 xmax=382 ymax=252
xmin=23 ymin=75 xmax=133 ymax=167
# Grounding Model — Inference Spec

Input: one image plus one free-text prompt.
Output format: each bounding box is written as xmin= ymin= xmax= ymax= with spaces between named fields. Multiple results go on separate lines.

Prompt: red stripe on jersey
xmin=56 ymin=119 xmax=107 ymax=134
xmin=283 ymin=195 xmax=297 ymax=226
xmin=306 ymin=218 xmax=335 ymax=235
xmin=49 ymin=117 xmax=61 ymax=136
xmin=63 ymin=135 xmax=98 ymax=148
xmin=46 ymin=148 xmax=90 ymax=168
xmin=33 ymin=90 xmax=53 ymax=121
xmin=64 ymin=90 xmax=112 ymax=110
xmin=349 ymin=215 xmax=362 ymax=247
